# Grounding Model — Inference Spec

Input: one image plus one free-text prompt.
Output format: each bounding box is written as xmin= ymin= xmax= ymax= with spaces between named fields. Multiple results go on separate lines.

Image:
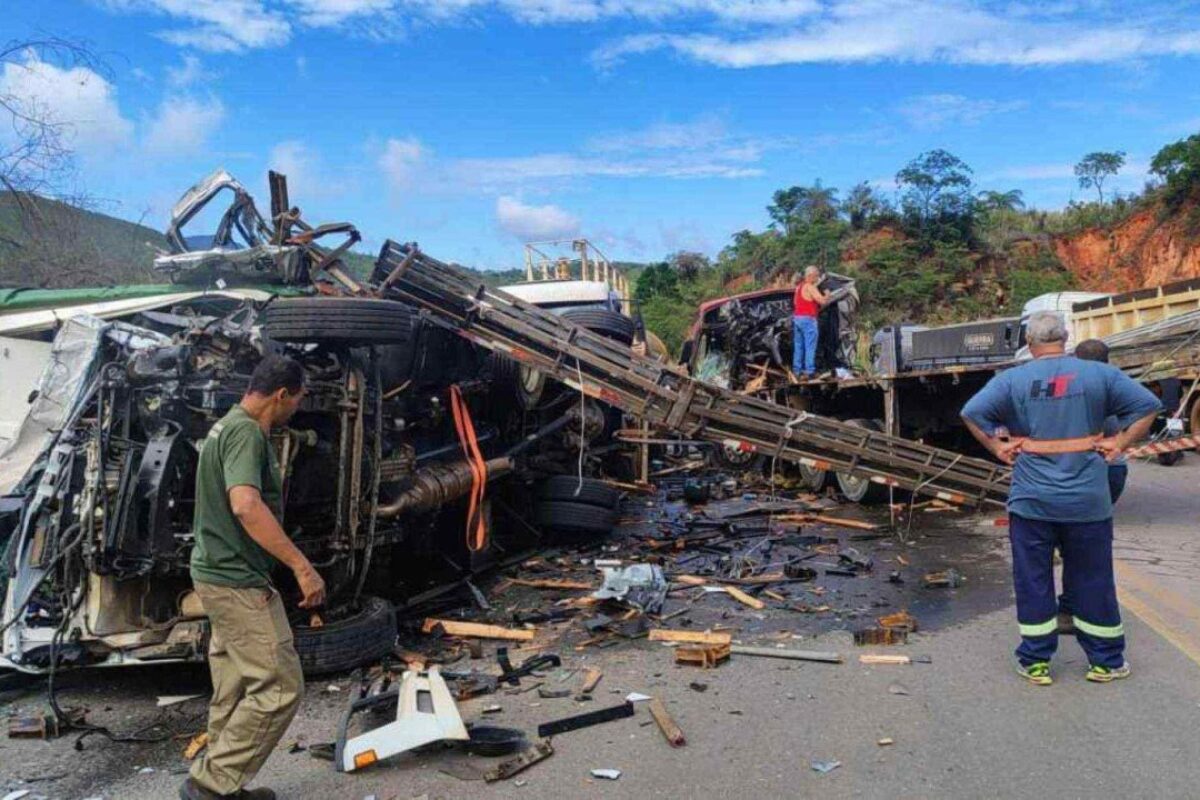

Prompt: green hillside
xmin=0 ymin=192 xmax=167 ymax=287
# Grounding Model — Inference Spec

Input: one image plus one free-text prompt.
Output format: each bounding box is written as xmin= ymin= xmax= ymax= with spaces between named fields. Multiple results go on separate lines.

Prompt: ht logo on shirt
xmin=1029 ymin=373 xmax=1076 ymax=399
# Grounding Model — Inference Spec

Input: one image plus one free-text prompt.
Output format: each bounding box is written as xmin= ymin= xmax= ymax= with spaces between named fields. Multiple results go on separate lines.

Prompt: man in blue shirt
xmin=961 ymin=312 xmax=1159 ymax=685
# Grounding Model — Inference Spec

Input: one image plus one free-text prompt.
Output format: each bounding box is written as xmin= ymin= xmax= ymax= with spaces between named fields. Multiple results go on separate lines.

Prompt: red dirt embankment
xmin=1054 ymin=206 xmax=1200 ymax=291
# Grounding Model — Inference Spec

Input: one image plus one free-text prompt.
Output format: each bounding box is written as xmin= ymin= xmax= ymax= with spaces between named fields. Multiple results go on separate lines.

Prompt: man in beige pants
xmin=183 ymin=355 xmax=327 ymax=800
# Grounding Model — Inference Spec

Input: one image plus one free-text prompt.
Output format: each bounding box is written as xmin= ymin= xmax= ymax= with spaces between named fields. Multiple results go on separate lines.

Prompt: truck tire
xmin=798 ymin=462 xmax=830 ymax=491
xmin=835 ymin=419 xmax=891 ymax=505
xmin=707 ymin=441 xmax=766 ymax=473
xmin=491 ymin=353 xmax=546 ymax=411
xmin=264 ymin=298 xmax=418 ymax=345
xmin=533 ymin=500 xmax=616 ymax=537
xmin=536 ymin=476 xmax=619 ymax=510
xmin=292 ymin=596 xmax=396 ymax=677
xmin=561 ymin=308 xmax=635 ymax=345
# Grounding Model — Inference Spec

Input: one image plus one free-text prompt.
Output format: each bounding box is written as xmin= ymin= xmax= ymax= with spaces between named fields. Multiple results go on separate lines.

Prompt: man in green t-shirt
xmin=182 ymin=355 xmax=325 ymax=800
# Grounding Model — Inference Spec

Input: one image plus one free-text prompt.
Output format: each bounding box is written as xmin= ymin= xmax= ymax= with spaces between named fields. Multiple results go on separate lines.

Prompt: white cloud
xmin=446 ymin=116 xmax=768 ymax=189
xmin=592 ymin=1 xmax=1200 ymax=69
xmin=143 ymin=95 xmax=225 ymax=157
xmin=165 ymin=54 xmax=212 ymax=88
xmin=0 ymin=53 xmax=133 ymax=158
xmin=378 ymin=136 xmax=428 ymax=190
xmin=898 ymin=94 xmax=1027 ymax=130
xmin=269 ymin=140 xmax=321 ymax=199
xmin=495 ymin=196 xmax=580 ymax=240
xmin=101 ymin=0 xmax=291 ymax=52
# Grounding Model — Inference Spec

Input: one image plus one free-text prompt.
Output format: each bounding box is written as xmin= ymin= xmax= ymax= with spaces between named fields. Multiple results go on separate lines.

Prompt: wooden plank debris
xmin=859 ymin=654 xmax=911 ymax=665
xmin=730 ymin=645 xmax=842 ymax=664
xmin=648 ymin=629 xmax=733 ymax=646
xmin=183 ymin=732 xmax=209 ymax=760
xmin=648 ymin=698 xmax=686 ymax=747
xmin=578 ymin=668 xmax=603 ymax=695
xmin=422 ymin=619 xmax=535 ymax=641
xmin=675 ymin=643 xmax=731 ymax=668
xmin=775 ymin=514 xmax=880 ymax=531
xmin=509 ymin=578 xmax=595 ymax=591
xmin=724 ymin=586 xmax=766 ymax=610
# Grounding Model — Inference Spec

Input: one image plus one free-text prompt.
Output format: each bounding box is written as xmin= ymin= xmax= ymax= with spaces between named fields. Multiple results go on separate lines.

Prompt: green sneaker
xmin=1086 ymin=662 xmax=1131 ymax=683
xmin=1016 ymin=661 xmax=1053 ymax=686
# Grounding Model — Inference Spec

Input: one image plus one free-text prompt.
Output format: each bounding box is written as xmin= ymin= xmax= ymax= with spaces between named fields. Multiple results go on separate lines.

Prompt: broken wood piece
xmin=763 ymin=590 xmax=788 ymax=602
xmin=648 ymin=629 xmax=733 ymax=646
xmin=578 ymin=668 xmax=603 ymax=695
xmin=648 ymin=698 xmax=686 ymax=747
xmin=730 ymin=645 xmax=842 ymax=664
xmin=183 ymin=732 xmax=209 ymax=760
xmin=510 ymin=578 xmax=595 ymax=591
xmin=878 ymin=610 xmax=918 ymax=633
xmin=859 ymin=654 xmax=911 ymax=665
xmin=723 ymin=585 xmax=766 ymax=610
xmin=601 ymin=479 xmax=656 ymax=494
xmin=422 ymin=619 xmax=535 ymax=641
xmin=674 ymin=575 xmax=709 ymax=587
xmin=774 ymin=514 xmax=880 ymax=531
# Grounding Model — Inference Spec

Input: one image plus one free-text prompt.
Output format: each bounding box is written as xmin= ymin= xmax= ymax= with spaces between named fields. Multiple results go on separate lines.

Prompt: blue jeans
xmin=1011 ymin=513 xmax=1124 ymax=669
xmin=792 ymin=316 xmax=818 ymax=376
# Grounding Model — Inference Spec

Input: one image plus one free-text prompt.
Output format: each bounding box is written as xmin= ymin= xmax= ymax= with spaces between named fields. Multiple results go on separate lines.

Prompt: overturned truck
xmin=0 ymin=172 xmax=637 ymax=674
xmin=1 ymin=170 xmax=1011 ymax=677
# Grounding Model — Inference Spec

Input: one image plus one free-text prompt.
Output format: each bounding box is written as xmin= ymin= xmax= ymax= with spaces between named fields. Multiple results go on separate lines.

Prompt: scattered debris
xmin=649 ymin=629 xmax=733 ymax=646
xmin=853 ymin=628 xmax=908 ymax=646
xmin=887 ymin=683 xmax=910 ymax=696
xmin=625 ymin=692 xmax=653 ymax=703
xmin=591 ymin=564 xmax=668 ymax=613
xmin=484 ymin=740 xmax=555 ymax=783
xmin=676 ymin=643 xmax=732 ymax=668
xmin=648 ymin=698 xmax=686 ymax=748
xmin=183 ymin=732 xmax=209 ymax=760
xmin=465 ymin=726 xmax=526 ymax=756
xmin=577 ymin=667 xmax=603 ymax=697
xmin=157 ymin=694 xmax=205 ymax=707
xmin=730 ymin=645 xmax=842 ymax=664
xmin=859 ymin=654 xmax=911 ymax=665
xmin=537 ymin=701 xmax=635 ymax=737
xmin=538 ymin=687 xmax=572 ymax=699
xmin=591 ymin=768 xmax=623 ymax=780
xmin=922 ymin=569 xmax=965 ymax=589
xmin=689 ymin=682 xmax=709 ymax=693
xmin=878 ymin=611 xmax=918 ymax=632
xmin=422 ymin=619 xmax=536 ymax=641
xmin=878 ymin=737 xmax=895 ymax=746
xmin=811 ymin=759 xmax=842 ymax=774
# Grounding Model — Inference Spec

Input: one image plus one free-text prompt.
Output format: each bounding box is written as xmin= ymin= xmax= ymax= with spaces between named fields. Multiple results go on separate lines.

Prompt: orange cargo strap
xmin=1003 ymin=435 xmax=1102 ymax=455
xmin=449 ymin=385 xmax=489 ymax=552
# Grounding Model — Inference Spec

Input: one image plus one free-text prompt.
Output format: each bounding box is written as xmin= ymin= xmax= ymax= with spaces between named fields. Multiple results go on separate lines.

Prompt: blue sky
xmin=5 ymin=1 xmax=1200 ymax=269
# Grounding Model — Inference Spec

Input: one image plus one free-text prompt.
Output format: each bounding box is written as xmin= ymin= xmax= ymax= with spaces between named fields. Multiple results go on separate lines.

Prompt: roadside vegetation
xmin=636 ymin=133 xmax=1200 ymax=352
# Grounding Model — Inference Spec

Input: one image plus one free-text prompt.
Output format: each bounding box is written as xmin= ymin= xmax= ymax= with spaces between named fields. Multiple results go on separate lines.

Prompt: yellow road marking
xmin=1115 ymin=560 xmax=1200 ymax=669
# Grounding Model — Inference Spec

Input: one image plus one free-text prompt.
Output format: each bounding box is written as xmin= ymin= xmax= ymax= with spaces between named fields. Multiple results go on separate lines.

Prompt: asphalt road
xmin=3 ymin=456 xmax=1200 ymax=800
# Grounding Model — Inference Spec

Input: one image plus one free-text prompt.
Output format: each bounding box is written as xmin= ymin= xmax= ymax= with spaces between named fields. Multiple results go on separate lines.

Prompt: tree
xmin=895 ymin=150 xmax=976 ymax=247
xmin=1150 ymin=134 xmax=1200 ymax=209
xmin=976 ymin=189 xmax=1025 ymax=214
xmin=896 ymin=150 xmax=974 ymax=221
xmin=841 ymin=182 xmax=886 ymax=230
xmin=634 ymin=262 xmax=678 ymax=302
xmin=667 ymin=250 xmax=710 ymax=282
xmin=1 ymin=38 xmax=104 ymax=196
xmin=767 ymin=181 xmax=839 ymax=233
xmin=1074 ymin=151 xmax=1125 ymax=204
